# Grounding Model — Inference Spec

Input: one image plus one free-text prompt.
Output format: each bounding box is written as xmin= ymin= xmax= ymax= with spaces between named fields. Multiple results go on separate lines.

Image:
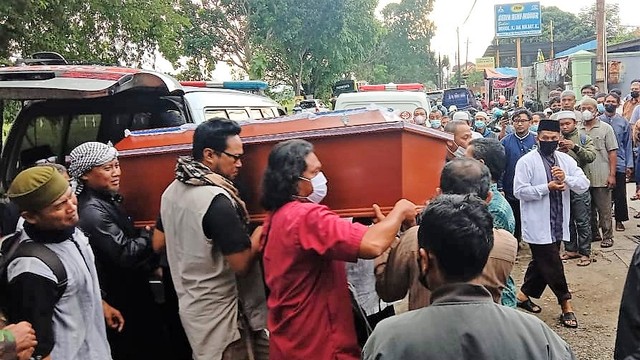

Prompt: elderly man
xmin=555 ymin=110 xmax=597 ymax=266
xmin=500 ymin=108 xmax=536 ymax=244
xmin=600 ymin=92 xmax=633 ymax=232
xmin=375 ymin=158 xmax=517 ymax=309
xmin=452 ymin=111 xmax=482 ymax=139
xmin=514 ymin=118 xmax=590 ymax=328
xmin=4 ymin=166 xmax=112 ymax=360
xmin=443 ymin=120 xmax=473 ymax=161
xmin=160 ymin=119 xmax=268 ymax=360
xmin=474 ymin=112 xmax=498 ymax=140
xmin=364 ymin=195 xmax=574 ymax=360
xmin=69 ymin=142 xmax=162 ymax=360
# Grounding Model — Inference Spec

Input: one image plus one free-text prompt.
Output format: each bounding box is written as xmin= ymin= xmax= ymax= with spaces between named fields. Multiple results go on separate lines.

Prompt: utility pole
xmin=550 ymin=19 xmax=555 ymax=59
xmin=438 ymin=53 xmax=442 ymax=89
xmin=495 ymin=37 xmax=500 ymax=67
xmin=595 ymin=0 xmax=607 ymax=92
xmin=457 ymin=27 xmax=462 ymax=87
xmin=465 ymin=37 xmax=470 ymax=73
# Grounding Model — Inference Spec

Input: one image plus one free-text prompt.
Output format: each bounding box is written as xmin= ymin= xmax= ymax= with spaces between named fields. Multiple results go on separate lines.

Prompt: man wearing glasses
xmin=160 ymin=118 xmax=268 ymax=360
xmin=500 ymin=109 xmax=537 ymax=245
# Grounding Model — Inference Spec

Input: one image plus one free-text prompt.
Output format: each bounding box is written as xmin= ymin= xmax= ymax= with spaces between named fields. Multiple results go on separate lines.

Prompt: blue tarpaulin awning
xmin=555 ymin=40 xmax=597 ymax=58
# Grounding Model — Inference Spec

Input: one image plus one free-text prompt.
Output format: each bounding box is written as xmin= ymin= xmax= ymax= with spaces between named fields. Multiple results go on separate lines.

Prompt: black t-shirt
xmin=158 ymin=194 xmax=250 ymax=256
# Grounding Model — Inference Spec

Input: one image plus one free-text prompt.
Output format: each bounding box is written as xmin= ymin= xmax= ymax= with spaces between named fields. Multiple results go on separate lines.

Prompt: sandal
xmin=560 ymin=312 xmax=578 ymax=328
xmin=560 ymin=252 xmax=580 ymax=260
xmin=601 ymin=238 xmax=614 ymax=248
xmin=577 ymin=256 xmax=591 ymax=266
xmin=517 ymin=298 xmax=542 ymax=313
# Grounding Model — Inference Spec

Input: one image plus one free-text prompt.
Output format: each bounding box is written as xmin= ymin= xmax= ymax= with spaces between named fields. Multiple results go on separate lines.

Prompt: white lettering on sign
xmin=522 ymin=12 xmax=539 ymax=19
xmin=498 ymin=14 xmax=511 ymax=21
xmin=511 ymin=13 xmax=523 ymax=20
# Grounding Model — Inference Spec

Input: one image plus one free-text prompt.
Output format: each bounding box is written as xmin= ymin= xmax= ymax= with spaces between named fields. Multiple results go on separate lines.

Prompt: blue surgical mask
xmin=474 ymin=120 xmax=486 ymax=129
xmin=431 ymin=120 xmax=441 ymax=128
xmin=597 ymin=103 xmax=605 ymax=113
xmin=529 ymin=125 xmax=538 ymax=132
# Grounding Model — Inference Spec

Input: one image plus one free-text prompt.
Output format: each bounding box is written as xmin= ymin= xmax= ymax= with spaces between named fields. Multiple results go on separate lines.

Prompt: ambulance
xmin=334 ymin=83 xmax=431 ymax=120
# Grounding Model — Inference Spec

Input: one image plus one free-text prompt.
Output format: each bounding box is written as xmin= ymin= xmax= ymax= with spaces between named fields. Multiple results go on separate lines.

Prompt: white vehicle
xmin=334 ymin=90 xmax=431 ymax=119
xmin=0 ymin=62 xmax=285 ymax=186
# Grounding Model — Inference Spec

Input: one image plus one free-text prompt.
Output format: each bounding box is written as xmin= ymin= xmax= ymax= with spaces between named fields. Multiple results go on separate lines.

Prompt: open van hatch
xmin=0 ymin=65 xmax=184 ymax=99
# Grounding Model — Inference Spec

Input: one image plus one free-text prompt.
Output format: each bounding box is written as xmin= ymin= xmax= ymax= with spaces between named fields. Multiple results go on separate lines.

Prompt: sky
xmin=376 ymin=0 xmax=639 ymax=66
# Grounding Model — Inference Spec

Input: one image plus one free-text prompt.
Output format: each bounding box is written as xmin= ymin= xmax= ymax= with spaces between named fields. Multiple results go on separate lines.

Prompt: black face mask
xmin=632 ymin=91 xmax=640 ymax=99
xmin=551 ymin=107 xmax=560 ymax=113
xmin=538 ymin=140 xmax=558 ymax=156
xmin=604 ymin=104 xmax=617 ymax=113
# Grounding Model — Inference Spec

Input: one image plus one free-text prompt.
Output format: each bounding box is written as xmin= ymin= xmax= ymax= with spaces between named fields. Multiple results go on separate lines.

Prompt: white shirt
xmin=471 ymin=131 xmax=483 ymax=139
xmin=514 ymin=150 xmax=590 ymax=245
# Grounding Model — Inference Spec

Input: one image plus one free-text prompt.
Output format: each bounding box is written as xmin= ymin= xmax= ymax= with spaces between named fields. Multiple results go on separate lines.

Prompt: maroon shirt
xmin=261 ymin=201 xmax=366 ymax=360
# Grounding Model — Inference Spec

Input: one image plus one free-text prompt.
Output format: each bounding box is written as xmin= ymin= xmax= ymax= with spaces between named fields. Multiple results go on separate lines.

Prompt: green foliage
xmin=510 ymin=6 xmax=594 ymax=44
xmin=368 ymin=0 xmax=439 ymax=84
xmin=0 ymin=0 xmax=190 ymax=66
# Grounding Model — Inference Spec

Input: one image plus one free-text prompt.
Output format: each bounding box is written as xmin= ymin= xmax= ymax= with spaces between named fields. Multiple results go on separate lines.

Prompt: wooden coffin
xmin=114 ymin=109 xmax=452 ymax=226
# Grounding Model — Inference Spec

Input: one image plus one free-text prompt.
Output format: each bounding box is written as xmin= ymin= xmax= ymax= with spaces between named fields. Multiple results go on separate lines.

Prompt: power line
xmin=462 ymin=0 xmax=478 ymax=26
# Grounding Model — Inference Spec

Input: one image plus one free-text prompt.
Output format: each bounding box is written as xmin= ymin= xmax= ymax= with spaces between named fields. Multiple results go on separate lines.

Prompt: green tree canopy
xmin=0 ymin=0 xmax=190 ymax=66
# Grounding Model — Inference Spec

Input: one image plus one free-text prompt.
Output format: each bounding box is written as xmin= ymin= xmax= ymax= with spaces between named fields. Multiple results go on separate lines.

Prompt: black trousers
xmin=521 ymin=242 xmax=572 ymax=304
xmin=613 ymin=171 xmax=630 ymax=222
xmin=507 ymin=198 xmax=522 ymax=240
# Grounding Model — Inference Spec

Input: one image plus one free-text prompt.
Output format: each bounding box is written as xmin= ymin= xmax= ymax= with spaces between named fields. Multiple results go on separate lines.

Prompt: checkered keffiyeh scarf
xmin=68 ymin=142 xmax=119 ymax=194
xmin=175 ymin=156 xmax=250 ymax=224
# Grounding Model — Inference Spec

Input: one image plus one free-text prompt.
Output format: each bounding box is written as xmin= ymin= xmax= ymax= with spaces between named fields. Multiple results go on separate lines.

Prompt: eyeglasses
xmin=513 ymin=118 xmax=531 ymax=123
xmin=220 ymin=151 xmax=243 ymax=162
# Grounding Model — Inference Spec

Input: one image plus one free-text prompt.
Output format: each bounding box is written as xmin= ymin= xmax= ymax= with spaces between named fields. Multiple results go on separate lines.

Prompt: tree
xmin=0 ymin=0 xmax=190 ymax=66
xmin=579 ymin=3 xmax=625 ymax=40
xmin=180 ymin=0 xmax=265 ymax=79
xmin=376 ymin=0 xmax=439 ymax=84
xmin=512 ymin=6 xmax=594 ymax=44
xmin=252 ymin=0 xmax=379 ymax=96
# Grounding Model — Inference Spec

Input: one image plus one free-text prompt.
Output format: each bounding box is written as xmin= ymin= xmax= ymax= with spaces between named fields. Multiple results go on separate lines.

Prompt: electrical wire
xmin=462 ymin=0 xmax=478 ymax=26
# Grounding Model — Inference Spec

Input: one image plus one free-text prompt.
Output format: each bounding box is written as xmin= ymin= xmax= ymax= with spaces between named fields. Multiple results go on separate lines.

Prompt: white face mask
xmin=414 ymin=115 xmax=426 ymax=125
xmin=448 ymin=141 xmax=466 ymax=158
xmin=582 ymin=109 xmax=594 ymax=121
xmin=299 ymin=172 xmax=328 ymax=204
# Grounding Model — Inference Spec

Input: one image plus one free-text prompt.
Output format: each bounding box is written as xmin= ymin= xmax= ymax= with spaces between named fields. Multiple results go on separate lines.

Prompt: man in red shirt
xmin=260 ymin=139 xmax=416 ymax=360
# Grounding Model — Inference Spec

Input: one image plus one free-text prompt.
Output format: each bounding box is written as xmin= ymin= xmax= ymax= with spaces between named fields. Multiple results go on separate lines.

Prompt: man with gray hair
xmin=69 ymin=142 xmax=162 ymax=360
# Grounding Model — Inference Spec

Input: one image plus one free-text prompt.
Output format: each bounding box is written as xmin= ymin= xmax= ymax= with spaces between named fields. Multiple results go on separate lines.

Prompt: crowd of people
xmin=2 ymin=81 xmax=640 ymax=360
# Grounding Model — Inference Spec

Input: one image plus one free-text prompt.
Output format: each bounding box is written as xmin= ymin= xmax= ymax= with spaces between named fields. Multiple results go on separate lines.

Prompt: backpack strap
xmin=11 ymin=242 xmax=68 ymax=302
xmin=0 ymin=232 xmax=24 ymax=280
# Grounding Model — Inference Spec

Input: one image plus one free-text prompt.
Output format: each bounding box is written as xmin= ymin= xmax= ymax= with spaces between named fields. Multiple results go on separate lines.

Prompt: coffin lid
xmin=0 ymin=65 xmax=183 ymax=99
xmin=114 ymin=107 xmax=453 ymax=154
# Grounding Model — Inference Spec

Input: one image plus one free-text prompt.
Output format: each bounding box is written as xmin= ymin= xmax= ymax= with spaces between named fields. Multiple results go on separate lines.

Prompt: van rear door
xmin=0 ymin=65 xmax=183 ymax=100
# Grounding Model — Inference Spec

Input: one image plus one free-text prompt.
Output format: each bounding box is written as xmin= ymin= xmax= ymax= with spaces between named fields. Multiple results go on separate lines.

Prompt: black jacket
xmin=77 ymin=187 xmax=156 ymax=308
xmin=615 ymin=244 xmax=640 ymax=360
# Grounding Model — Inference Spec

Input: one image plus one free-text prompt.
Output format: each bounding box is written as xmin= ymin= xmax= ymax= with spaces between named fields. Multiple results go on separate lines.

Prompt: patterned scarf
xmin=68 ymin=142 xmax=118 ymax=195
xmin=175 ymin=156 xmax=250 ymax=224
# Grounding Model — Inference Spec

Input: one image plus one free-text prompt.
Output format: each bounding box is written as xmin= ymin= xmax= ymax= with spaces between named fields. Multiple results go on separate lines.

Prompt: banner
xmin=495 ymin=2 xmax=542 ymax=38
xmin=492 ymin=78 xmax=517 ymax=89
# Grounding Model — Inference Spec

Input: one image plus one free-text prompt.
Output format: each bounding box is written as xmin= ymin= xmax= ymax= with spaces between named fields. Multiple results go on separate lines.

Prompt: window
xmin=18 ymin=115 xmax=65 ymax=167
xmin=227 ymin=109 xmax=249 ymax=121
xmin=205 ymin=109 xmax=229 ymax=120
xmin=67 ymin=114 xmax=102 ymax=152
xmin=250 ymin=109 xmax=264 ymax=119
